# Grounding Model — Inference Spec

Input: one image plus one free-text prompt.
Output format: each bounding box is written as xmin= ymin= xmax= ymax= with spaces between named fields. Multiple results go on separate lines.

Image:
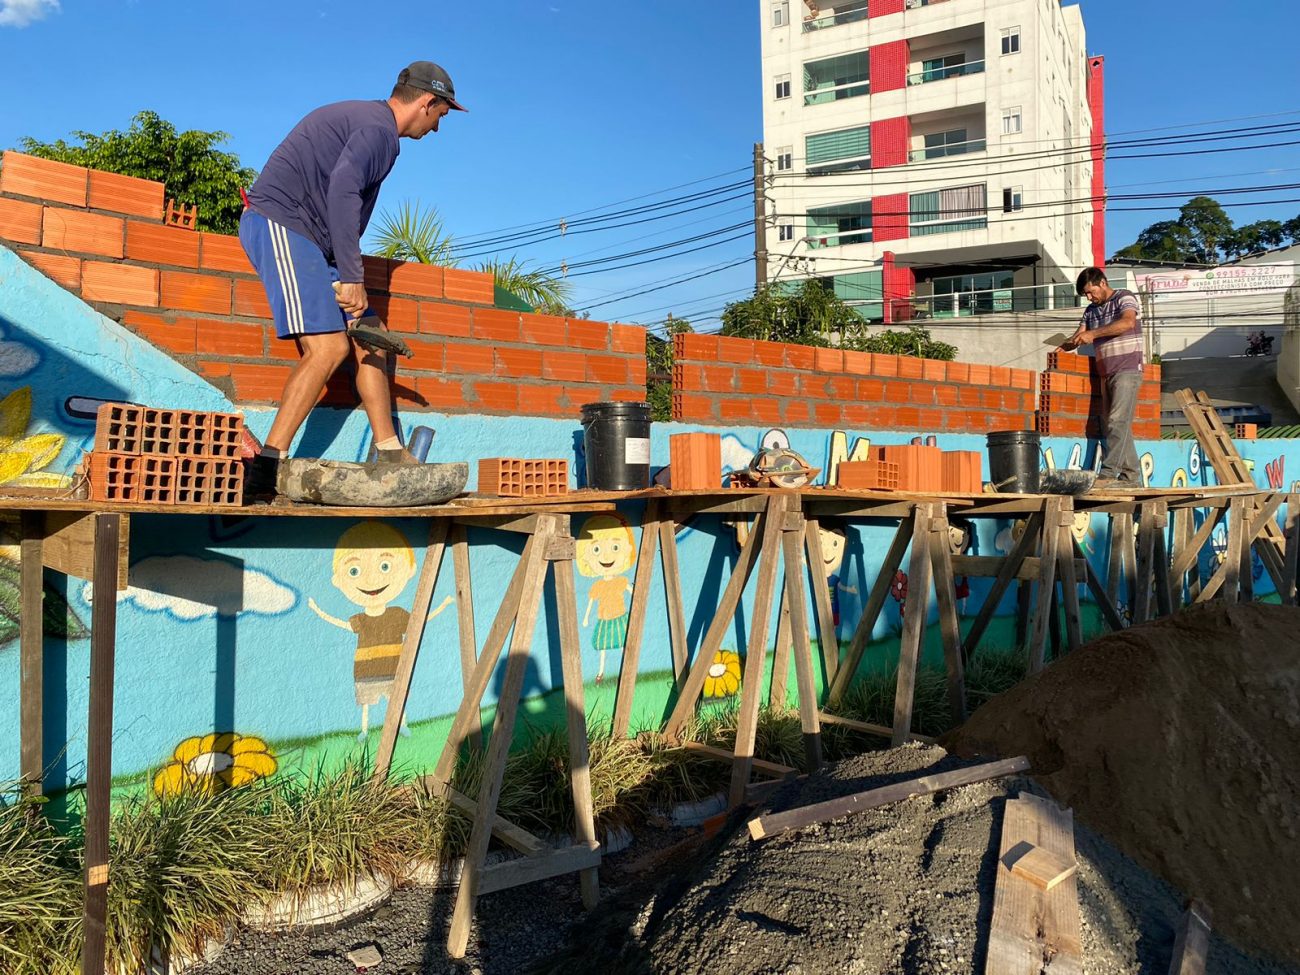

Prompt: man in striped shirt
xmin=1063 ymin=267 xmax=1144 ymax=486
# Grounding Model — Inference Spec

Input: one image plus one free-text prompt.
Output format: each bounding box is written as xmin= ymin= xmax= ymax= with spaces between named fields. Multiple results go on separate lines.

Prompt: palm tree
xmin=368 ymin=202 xmax=572 ymax=311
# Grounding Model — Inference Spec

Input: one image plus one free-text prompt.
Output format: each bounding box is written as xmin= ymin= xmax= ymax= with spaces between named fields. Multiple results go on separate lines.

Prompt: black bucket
xmin=986 ymin=430 xmax=1041 ymax=494
xmin=580 ymin=401 xmax=652 ymax=491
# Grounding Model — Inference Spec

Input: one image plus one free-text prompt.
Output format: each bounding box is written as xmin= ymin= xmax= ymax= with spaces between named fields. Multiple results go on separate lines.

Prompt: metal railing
xmin=805 ymin=228 xmax=874 ymax=249
xmin=897 ymin=282 xmax=1085 ymax=319
xmin=908 ymin=137 xmax=986 ymax=162
xmin=907 ymin=58 xmax=985 ymax=86
xmin=802 ymin=0 xmax=868 ymax=31
xmin=804 ymin=80 xmax=870 ymax=105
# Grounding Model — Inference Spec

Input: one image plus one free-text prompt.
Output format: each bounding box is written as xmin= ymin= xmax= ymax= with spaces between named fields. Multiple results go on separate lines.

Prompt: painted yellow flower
xmin=0 ymin=386 xmax=71 ymax=488
xmin=703 ymin=651 xmax=742 ymax=699
xmin=153 ymin=733 xmax=277 ymax=797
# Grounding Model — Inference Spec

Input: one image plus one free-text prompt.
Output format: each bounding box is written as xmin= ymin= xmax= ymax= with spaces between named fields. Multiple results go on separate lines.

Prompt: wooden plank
xmin=951 ymin=555 xmax=1088 ymax=580
xmin=554 ymin=552 xmax=601 ymax=908
xmin=804 ymin=517 xmax=841 ymax=684
xmin=985 ymin=793 xmax=1083 ymax=975
xmin=816 ymin=711 xmax=936 ymax=745
xmin=1245 ymin=494 xmax=1288 ymax=595
xmin=1027 ymin=500 xmax=1062 ymax=674
xmin=373 ymin=519 xmax=449 ymax=782
xmin=892 ymin=506 xmax=935 ymax=746
xmin=682 ymin=740 xmax=796 ymax=778
xmin=747 ymin=755 xmax=1030 ymax=841
xmin=1106 ymin=511 xmax=1127 ymax=609
xmin=1224 ymin=496 xmax=1244 ymax=604
xmin=1152 ymin=505 xmax=1174 ymax=619
xmin=1168 ymin=900 xmax=1213 ymax=975
xmin=80 ymin=513 xmax=121 ymax=975
xmin=768 ymin=588 xmax=793 ymax=710
xmin=1132 ymin=503 xmax=1158 ymax=624
xmin=1072 ymin=537 xmax=1126 ymax=632
xmin=476 ymin=843 xmax=602 ymax=896
xmin=1007 ymin=845 xmax=1078 ymax=891
xmin=658 ymin=518 xmax=689 ymax=678
xmin=0 ymin=495 xmax=620 ymax=519
xmin=1284 ymin=495 xmax=1299 ymax=607
xmin=19 ymin=512 xmax=43 ymax=795
xmin=662 ymin=501 xmax=767 ymax=741
xmin=962 ymin=511 xmax=1044 ymax=659
xmin=927 ymin=512 xmax=966 ymax=727
xmin=42 ymin=510 xmax=130 ymax=590
xmin=826 ymin=513 xmax=916 ymax=708
xmin=612 ymin=500 xmax=661 ymax=738
xmin=448 ymin=516 xmax=556 ymax=958
xmin=450 ymin=524 xmax=482 ymax=752
xmin=406 ymin=781 xmax=546 ymax=855
xmin=782 ymin=519 xmax=823 ymax=772
xmin=729 ymin=495 xmax=789 ymax=807
xmin=1055 ymin=517 xmax=1083 ymax=653
xmin=1171 ymin=507 xmax=1224 ymax=599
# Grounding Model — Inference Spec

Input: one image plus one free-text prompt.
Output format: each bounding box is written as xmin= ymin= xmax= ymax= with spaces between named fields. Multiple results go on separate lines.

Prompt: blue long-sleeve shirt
xmin=246 ymin=100 xmax=400 ymax=284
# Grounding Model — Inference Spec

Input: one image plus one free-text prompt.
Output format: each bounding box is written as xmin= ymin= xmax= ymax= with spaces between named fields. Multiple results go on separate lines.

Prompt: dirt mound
xmin=948 ymin=602 xmax=1300 ymax=969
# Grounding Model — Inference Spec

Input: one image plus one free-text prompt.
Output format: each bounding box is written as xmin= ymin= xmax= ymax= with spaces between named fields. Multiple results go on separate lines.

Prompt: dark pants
xmin=1099 ymin=370 xmax=1141 ymax=482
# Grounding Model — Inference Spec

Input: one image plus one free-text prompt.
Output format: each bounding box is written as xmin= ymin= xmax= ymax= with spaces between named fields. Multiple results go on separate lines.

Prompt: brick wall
xmin=870 ymin=115 xmax=911 ymax=169
xmin=869 ymin=41 xmax=910 ymax=96
xmin=671 ymin=333 xmax=1038 ymax=433
xmin=0 ymin=151 xmax=647 ymax=419
xmin=1039 ymin=352 xmax=1161 ymax=440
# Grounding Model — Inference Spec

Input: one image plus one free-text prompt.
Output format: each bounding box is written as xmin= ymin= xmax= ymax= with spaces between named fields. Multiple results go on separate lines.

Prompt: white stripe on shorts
xmin=269 ymin=222 xmax=304 ymax=334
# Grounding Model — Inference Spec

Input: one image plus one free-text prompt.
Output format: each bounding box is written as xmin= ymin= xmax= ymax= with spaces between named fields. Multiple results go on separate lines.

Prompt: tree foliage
xmin=843 ymin=325 xmax=957 ymax=361
xmin=17 ymin=111 xmax=256 ymax=234
xmin=1113 ymin=195 xmax=1300 ymax=264
xmin=720 ymin=279 xmax=859 ymax=346
xmin=647 ymin=317 xmax=692 ymax=421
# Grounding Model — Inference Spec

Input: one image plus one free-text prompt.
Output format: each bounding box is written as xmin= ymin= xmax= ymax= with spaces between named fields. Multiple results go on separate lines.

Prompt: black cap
xmin=397 ymin=61 xmax=467 ymax=112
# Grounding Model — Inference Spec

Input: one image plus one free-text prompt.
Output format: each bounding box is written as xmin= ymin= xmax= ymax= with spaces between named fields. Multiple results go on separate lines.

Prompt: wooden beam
xmin=658 ymin=518 xmax=689 ymax=679
xmin=1054 ymin=512 xmax=1083 ymax=653
xmin=747 ymin=755 xmax=1029 ymax=841
xmin=1132 ymin=503 xmax=1158 ymax=624
xmin=410 ymin=781 xmax=546 ymax=854
xmin=962 ymin=511 xmax=1044 ymax=659
xmin=682 ymin=740 xmax=796 ymax=779
xmin=1072 ymin=537 xmax=1126 ymax=632
xmin=42 ymin=510 xmax=130 ymax=590
xmin=782 ymin=518 xmax=823 ymax=772
xmin=768 ymin=588 xmax=793 ymax=710
xmin=1027 ymin=499 xmax=1062 ymax=673
xmin=1168 ymin=900 xmax=1213 ymax=975
xmin=986 ymin=793 xmax=1083 ymax=975
xmin=476 ymin=843 xmax=602 ymax=896
xmin=816 ymin=710 xmax=936 ymax=745
xmin=1170 ymin=506 xmax=1224 ymax=584
xmin=373 ymin=519 xmax=449 ymax=782
xmin=1283 ymin=495 xmax=1299 ymax=607
xmin=928 ymin=512 xmax=966 ymax=727
xmin=951 ymin=555 xmax=1089 ymax=580
xmin=612 ymin=501 xmax=661 ymax=738
xmin=804 ymin=517 xmax=841 ymax=684
xmin=19 ymin=511 xmax=43 ymax=795
xmin=80 ymin=513 xmax=121 ymax=975
xmin=893 ymin=505 xmax=935 ymax=746
xmin=450 ymin=523 xmax=482 ymax=752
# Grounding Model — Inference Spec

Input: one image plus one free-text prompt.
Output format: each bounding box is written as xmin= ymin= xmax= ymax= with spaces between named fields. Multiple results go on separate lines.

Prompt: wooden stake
xmin=1072 ymin=537 xmax=1126 ymax=632
xmin=19 ymin=511 xmax=44 ymax=796
xmin=373 ymin=518 xmax=449 ymax=782
xmin=1055 ymin=511 xmax=1083 ymax=652
xmin=612 ymin=500 xmax=661 ymax=738
xmin=1132 ymin=502 xmax=1158 ymax=624
xmin=1028 ymin=499 xmax=1061 ymax=673
xmin=927 ymin=510 xmax=966 ymax=727
xmin=804 ymin=517 xmax=841 ymax=683
xmin=768 ymin=588 xmax=793 ymax=710
xmin=893 ymin=505 xmax=934 ymax=746
xmin=1168 ymin=900 xmax=1213 ymax=975
xmin=451 ymin=523 xmax=482 ymax=752
xmin=782 ymin=516 xmax=822 ymax=772
xmin=963 ymin=511 xmax=1043 ymax=659
xmin=658 ymin=517 xmax=689 ymax=678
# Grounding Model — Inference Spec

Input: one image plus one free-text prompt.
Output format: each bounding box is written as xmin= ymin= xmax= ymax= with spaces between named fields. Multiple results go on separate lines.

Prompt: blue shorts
xmin=239 ymin=209 xmax=350 ymax=340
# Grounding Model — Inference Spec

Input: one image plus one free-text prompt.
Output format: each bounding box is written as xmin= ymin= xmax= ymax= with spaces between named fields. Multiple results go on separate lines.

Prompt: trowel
xmin=332 ymin=282 xmax=414 ymax=358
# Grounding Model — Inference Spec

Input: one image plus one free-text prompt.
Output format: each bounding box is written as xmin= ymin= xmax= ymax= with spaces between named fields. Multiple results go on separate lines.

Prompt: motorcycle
xmin=1245 ymin=331 xmax=1274 ymax=357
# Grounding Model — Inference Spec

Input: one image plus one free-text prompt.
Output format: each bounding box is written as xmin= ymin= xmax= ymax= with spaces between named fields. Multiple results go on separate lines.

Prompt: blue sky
xmin=1 ymin=0 xmax=1298 ymax=330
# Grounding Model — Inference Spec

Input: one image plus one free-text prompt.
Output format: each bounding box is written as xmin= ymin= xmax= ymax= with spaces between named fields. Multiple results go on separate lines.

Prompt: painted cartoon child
xmin=576 ymin=514 xmax=636 ymax=684
xmin=816 ymin=524 xmax=857 ymax=634
xmin=308 ymin=520 xmax=452 ymax=741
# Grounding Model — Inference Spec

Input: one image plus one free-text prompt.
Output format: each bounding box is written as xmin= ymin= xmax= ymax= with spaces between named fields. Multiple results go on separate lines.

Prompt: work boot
xmin=242 ymin=453 xmax=281 ymax=503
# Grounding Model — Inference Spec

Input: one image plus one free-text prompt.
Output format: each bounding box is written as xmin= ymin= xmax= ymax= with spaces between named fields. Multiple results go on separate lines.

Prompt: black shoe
xmin=243 ymin=454 xmax=281 ymax=503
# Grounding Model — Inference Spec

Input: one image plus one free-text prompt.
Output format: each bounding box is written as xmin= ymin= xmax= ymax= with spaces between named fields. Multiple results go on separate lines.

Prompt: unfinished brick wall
xmin=0 ymin=151 xmax=647 ymax=419
xmin=671 ymin=334 xmax=1039 ymax=433
xmin=1039 ymin=352 xmax=1162 ymax=440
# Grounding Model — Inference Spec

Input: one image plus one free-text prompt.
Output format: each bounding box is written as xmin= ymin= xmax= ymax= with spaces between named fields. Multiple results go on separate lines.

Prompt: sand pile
xmin=949 ymin=602 xmax=1300 ymax=968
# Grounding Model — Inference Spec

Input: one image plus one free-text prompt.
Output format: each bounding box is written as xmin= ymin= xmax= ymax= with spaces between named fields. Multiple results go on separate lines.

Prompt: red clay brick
xmin=22 ymin=250 xmax=82 ymax=289
xmin=627 ymin=357 xmax=647 ymax=386
xmin=672 ymin=392 xmax=716 ymax=421
xmin=921 ymin=359 xmax=946 ymax=381
xmin=735 ymin=368 xmax=767 ymax=394
xmin=752 ymin=398 xmax=781 ymax=424
xmin=990 ymin=366 xmax=1012 ymax=387
xmin=610 ymin=323 xmax=646 ymax=355
xmin=195 ymin=319 xmax=264 ymax=357
xmin=473 ymin=381 xmax=520 ymax=413
xmin=814 ymin=348 xmax=844 ymax=373
xmin=981 ymin=389 xmax=1003 ymax=409
xmin=387 ymin=261 xmax=444 ymax=299
xmin=416 ymin=377 xmax=469 ymax=410
xmin=518 ymin=383 xmax=569 ymax=416
xmin=161 ymin=270 xmax=231 ymax=315
xmin=88 ymin=170 xmax=163 ymax=219
xmin=82 ymin=261 xmax=158 ymax=306
xmin=814 ymin=403 xmax=842 ymax=426
xmin=784 ymin=344 xmax=815 ymax=371
xmin=406 ymin=338 xmax=444 ymax=373
xmin=884 ymin=381 xmax=911 ymax=404
xmin=200 ymin=233 xmax=254 ymax=274
xmin=588 ymin=354 xmax=627 ymax=385
xmin=784 ymin=400 xmax=812 ymax=426
xmin=716 ymin=335 xmax=757 ymax=363
xmin=471 ymin=307 xmax=522 ymax=342
xmin=799 ymin=374 xmax=828 ymax=399
xmin=420 ymin=301 xmax=472 ymax=337
xmin=917 ymin=409 xmax=943 ymax=430
xmin=895 ymin=407 xmax=921 ymax=429
xmin=935 ymin=385 xmax=959 ymax=407
xmin=958 ymin=387 xmax=981 ymax=408
xmin=869 ymin=406 xmax=897 ymax=429
xmin=0 ymin=152 xmax=87 ymax=206
xmin=122 ymin=310 xmax=196 ymax=354
xmin=675 ymin=333 xmax=718 ymax=359
xmin=442 ymin=267 xmax=493 ymax=304
xmin=720 ymin=399 xmax=752 ymax=421
xmin=1010 ymin=368 xmax=1036 ymax=390
xmin=233 ymin=279 xmax=272 ymax=319
xmin=967 ymin=363 xmax=992 ymax=385
xmin=367 ymin=294 xmax=419 ymax=333
xmin=0 ymin=197 xmax=42 ymax=244
xmin=858 ymin=378 xmax=884 ymax=401
xmin=543 ymin=351 xmax=587 ymax=382
xmin=946 ymin=361 xmax=970 ymax=383
xmin=519 ymin=312 xmax=567 ymax=346
xmin=842 ymin=404 xmax=871 ymax=427
xmin=265 ymin=328 xmax=299 ymax=360
xmin=125 ymin=221 xmax=200 ymax=267
xmin=495 ymin=346 xmax=544 ymax=378
xmin=567 ymin=319 xmax=610 ymax=351
xmin=767 ymin=370 xmax=798 ymax=397
xmin=896 ymin=356 xmax=924 ymax=379
xmin=753 ymin=341 xmax=786 ymax=367
xmin=442 ymin=341 xmax=496 ymax=375
xmin=225 ymin=363 xmax=292 ymax=403
xmin=842 ymin=350 xmax=873 ymax=374
xmin=872 ymin=354 xmax=900 ymax=378
xmin=42 ymin=208 xmax=123 ymax=257
xmin=909 ymin=384 xmax=935 ymax=405
xmin=701 ymin=366 xmax=735 ymax=392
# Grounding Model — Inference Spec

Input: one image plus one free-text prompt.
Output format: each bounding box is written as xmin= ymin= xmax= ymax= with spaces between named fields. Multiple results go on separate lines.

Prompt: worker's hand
xmin=1072 ymin=332 xmax=1095 ymax=346
xmin=332 ymin=281 xmax=369 ymax=318
xmin=1060 ymin=328 xmax=1085 ymax=351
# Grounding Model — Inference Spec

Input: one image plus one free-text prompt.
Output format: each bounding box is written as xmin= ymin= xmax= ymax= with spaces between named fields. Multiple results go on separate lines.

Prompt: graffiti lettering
xmin=1266 ymin=457 xmax=1285 ymax=490
xmin=827 ymin=430 xmax=872 ymax=486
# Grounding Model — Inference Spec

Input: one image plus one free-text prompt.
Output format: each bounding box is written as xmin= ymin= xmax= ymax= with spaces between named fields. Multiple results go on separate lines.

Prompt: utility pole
xmin=753 ymin=142 xmax=768 ymax=291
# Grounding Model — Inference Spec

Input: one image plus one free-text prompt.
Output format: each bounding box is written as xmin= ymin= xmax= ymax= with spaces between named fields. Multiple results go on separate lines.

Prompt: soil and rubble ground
xmin=198 ymin=603 xmax=1300 ymax=974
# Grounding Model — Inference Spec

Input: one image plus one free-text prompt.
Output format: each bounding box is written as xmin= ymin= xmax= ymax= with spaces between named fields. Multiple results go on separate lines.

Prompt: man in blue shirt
xmin=238 ymin=61 xmax=466 ymax=499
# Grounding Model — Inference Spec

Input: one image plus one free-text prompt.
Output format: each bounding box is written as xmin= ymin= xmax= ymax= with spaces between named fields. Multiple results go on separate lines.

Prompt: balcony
xmin=909 ymin=137 xmax=986 ymax=162
xmin=802 ymin=0 xmax=867 ymax=32
xmin=907 ymin=58 xmax=985 ymax=86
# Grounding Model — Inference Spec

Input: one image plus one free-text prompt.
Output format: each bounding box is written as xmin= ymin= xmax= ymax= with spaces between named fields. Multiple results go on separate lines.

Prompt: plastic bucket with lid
xmin=986 ymin=430 xmax=1041 ymax=494
xmin=580 ymin=401 xmax=651 ymax=490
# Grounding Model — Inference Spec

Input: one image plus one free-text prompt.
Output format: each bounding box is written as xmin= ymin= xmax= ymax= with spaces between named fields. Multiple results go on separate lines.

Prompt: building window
xmin=805 ymin=125 xmax=871 ymax=175
xmin=1001 ymin=107 xmax=1023 ymax=135
xmin=772 ymin=1 xmax=789 ymax=27
xmin=1003 ymin=186 xmax=1023 ymax=212
xmin=776 ymin=146 xmax=793 ymax=171
xmin=778 ymin=222 xmax=795 ymax=242
xmin=909 ymin=183 xmax=988 ymax=237
xmin=918 ymin=128 xmax=981 ymax=161
xmin=803 ymin=52 xmax=870 ymax=105
xmin=806 ymin=201 xmax=873 ymax=248
xmin=775 ymin=74 xmax=791 ymax=100
xmin=1001 ymin=27 xmax=1021 ymax=55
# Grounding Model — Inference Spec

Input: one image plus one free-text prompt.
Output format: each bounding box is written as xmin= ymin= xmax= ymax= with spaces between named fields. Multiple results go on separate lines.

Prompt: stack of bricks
xmin=1037 ymin=351 xmax=1162 ymax=440
xmin=477 ymin=458 xmax=569 ymax=498
xmin=0 ymin=151 xmax=647 ymax=419
xmin=670 ymin=333 xmax=1037 ymax=433
xmin=669 ymin=432 xmax=721 ymax=490
xmin=872 ymin=443 xmax=942 ymax=492
xmin=87 ymin=403 xmax=244 ymax=505
xmin=837 ymin=459 xmax=900 ymax=490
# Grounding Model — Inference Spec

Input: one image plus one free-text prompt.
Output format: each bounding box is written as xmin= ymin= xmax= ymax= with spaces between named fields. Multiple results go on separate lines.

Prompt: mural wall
xmin=3 ymin=245 xmax=1299 ymax=800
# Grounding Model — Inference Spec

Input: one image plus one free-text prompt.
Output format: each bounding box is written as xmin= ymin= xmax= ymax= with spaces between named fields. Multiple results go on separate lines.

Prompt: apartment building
xmin=759 ymin=0 xmax=1104 ymax=321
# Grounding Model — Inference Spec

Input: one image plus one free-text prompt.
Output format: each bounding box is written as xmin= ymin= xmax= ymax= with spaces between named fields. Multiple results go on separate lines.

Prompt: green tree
xmin=1113 ymin=219 xmax=1198 ymax=263
xmin=720 ymin=279 xmax=858 ymax=346
xmin=1178 ymin=196 xmax=1234 ymax=263
xmin=842 ymin=325 xmax=956 ymax=361
xmin=17 ymin=111 xmax=256 ymax=234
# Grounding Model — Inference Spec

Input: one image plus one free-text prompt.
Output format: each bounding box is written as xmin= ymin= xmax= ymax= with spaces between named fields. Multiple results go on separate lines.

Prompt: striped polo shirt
xmin=1083 ymin=288 xmax=1143 ymax=376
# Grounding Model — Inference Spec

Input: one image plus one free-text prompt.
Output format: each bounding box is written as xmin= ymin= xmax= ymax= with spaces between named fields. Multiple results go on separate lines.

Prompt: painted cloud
xmin=83 ymin=555 xmax=297 ymax=620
